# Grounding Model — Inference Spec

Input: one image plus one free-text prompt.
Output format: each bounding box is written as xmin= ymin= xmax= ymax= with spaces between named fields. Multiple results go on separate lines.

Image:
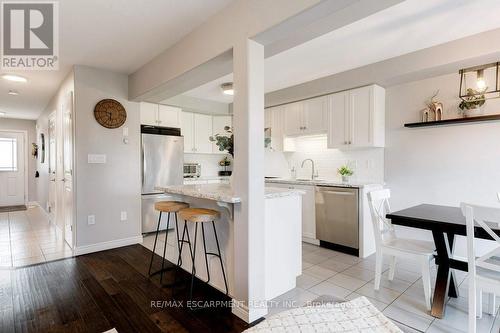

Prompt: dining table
xmin=386 ymin=203 xmax=500 ymax=319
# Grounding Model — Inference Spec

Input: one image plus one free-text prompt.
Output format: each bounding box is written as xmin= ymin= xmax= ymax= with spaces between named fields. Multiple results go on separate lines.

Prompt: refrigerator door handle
xmin=141 ymin=141 xmax=146 ymax=187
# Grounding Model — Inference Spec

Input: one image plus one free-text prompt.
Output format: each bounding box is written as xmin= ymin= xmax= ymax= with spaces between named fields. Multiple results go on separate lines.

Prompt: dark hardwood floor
xmin=0 ymin=244 xmax=249 ymax=332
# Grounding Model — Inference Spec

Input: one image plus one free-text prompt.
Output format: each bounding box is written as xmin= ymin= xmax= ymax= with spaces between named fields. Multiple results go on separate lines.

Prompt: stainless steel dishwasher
xmin=315 ymin=186 xmax=359 ymax=255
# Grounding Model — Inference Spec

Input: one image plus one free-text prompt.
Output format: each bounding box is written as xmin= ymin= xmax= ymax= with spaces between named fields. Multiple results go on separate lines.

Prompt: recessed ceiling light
xmin=0 ymin=111 xmax=6 ymax=116
xmin=8 ymin=90 xmax=19 ymax=96
xmin=221 ymin=82 xmax=234 ymax=96
xmin=1 ymin=74 xmax=27 ymax=83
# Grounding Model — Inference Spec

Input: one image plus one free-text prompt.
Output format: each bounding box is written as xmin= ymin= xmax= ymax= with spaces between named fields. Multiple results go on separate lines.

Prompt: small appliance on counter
xmin=141 ymin=125 xmax=183 ymax=234
xmin=184 ymin=163 xmax=201 ymax=178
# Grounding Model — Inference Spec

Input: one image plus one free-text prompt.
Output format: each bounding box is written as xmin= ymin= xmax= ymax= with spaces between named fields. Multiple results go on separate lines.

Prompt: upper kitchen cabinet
xmin=265 ymin=105 xmax=284 ymax=151
xmin=212 ymin=115 xmax=232 ymax=153
xmin=327 ymin=85 xmax=385 ymax=149
xmin=181 ymin=112 xmax=213 ymax=153
xmin=283 ymin=96 xmax=328 ymax=136
xmin=302 ymin=96 xmax=328 ymax=135
xmin=140 ymin=102 xmax=181 ymax=128
xmin=158 ymin=104 xmax=181 ymax=127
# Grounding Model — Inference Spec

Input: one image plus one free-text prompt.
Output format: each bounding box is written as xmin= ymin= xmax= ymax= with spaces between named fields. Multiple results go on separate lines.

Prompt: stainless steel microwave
xmin=183 ymin=163 xmax=201 ymax=178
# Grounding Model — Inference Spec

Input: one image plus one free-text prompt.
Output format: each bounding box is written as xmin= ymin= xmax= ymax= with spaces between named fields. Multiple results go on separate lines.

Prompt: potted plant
xmin=459 ymin=88 xmax=486 ymax=117
xmin=210 ymin=126 xmax=233 ymax=156
xmin=338 ymin=165 xmax=354 ymax=184
xmin=218 ymin=156 xmax=232 ymax=176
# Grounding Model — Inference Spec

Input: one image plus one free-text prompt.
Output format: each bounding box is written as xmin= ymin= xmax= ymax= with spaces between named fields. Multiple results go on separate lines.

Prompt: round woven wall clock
xmin=94 ymin=99 xmax=127 ymax=129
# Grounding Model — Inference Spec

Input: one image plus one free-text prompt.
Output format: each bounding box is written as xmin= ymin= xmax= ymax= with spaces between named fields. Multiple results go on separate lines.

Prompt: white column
xmin=231 ymin=38 xmax=266 ymax=322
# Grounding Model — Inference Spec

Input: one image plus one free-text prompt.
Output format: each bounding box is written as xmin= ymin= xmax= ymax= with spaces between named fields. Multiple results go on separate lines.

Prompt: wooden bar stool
xmin=148 ymin=201 xmax=189 ymax=284
xmin=177 ymin=208 xmax=228 ymax=305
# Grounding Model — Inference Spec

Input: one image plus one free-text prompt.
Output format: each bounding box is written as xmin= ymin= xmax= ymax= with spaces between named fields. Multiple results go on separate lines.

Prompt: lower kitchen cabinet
xmin=266 ymin=182 xmax=316 ymax=243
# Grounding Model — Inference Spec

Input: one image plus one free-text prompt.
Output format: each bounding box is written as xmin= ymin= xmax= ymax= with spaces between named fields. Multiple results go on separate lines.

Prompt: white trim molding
xmin=231 ymin=301 xmax=267 ymax=324
xmin=74 ymin=235 xmax=143 ymax=256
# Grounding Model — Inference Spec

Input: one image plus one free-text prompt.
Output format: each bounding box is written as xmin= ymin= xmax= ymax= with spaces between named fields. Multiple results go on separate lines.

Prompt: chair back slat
xmin=368 ymin=189 xmax=395 ymax=248
xmin=461 ymin=202 xmax=500 ymax=279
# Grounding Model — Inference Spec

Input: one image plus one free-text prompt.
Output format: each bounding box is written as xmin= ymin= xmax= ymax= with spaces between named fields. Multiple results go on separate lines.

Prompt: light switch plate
xmin=87 ymin=215 xmax=95 ymax=225
xmin=120 ymin=211 xmax=127 ymax=221
xmin=88 ymin=154 xmax=106 ymax=164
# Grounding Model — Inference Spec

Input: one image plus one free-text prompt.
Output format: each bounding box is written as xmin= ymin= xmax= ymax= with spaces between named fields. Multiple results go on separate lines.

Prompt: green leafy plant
xmin=459 ymin=88 xmax=486 ymax=111
xmin=210 ymin=126 xmax=233 ymax=156
xmin=219 ymin=156 xmax=231 ymax=167
xmin=337 ymin=165 xmax=354 ymax=177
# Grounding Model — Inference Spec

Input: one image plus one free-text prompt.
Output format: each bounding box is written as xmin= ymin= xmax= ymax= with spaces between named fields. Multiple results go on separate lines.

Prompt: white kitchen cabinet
xmin=283 ymin=96 xmax=328 ymax=137
xmin=212 ymin=115 xmax=232 ymax=153
xmin=283 ymin=102 xmax=303 ymax=136
xmin=266 ymin=182 xmax=316 ymax=243
xmin=302 ymin=96 xmax=328 ymax=135
xmin=140 ymin=102 xmax=158 ymax=126
xmin=181 ymin=112 xmax=195 ymax=153
xmin=158 ymin=104 xmax=181 ymax=128
xmin=265 ymin=105 xmax=284 ymax=151
xmin=194 ymin=113 xmax=213 ymax=153
xmin=181 ymin=112 xmax=213 ymax=153
xmin=327 ymin=84 xmax=385 ymax=149
xmin=140 ymin=102 xmax=181 ymax=127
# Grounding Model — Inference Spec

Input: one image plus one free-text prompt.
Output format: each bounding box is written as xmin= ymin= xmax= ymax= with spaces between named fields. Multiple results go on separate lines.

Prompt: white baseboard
xmin=27 ymin=201 xmax=39 ymax=207
xmin=302 ymin=236 xmax=319 ymax=245
xmin=231 ymin=301 xmax=267 ymax=324
xmin=74 ymin=235 xmax=143 ymax=256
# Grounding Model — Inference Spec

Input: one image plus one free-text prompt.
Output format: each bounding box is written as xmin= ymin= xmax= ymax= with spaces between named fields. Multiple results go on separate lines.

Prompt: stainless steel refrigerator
xmin=141 ymin=126 xmax=183 ymax=233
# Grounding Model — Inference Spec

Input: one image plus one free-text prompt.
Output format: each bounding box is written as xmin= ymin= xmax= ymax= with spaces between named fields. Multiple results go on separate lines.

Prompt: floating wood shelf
xmin=404 ymin=114 xmax=500 ymax=128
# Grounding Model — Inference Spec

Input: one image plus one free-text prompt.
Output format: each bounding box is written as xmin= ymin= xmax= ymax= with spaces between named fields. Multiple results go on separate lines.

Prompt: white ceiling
xmin=183 ymin=0 xmax=500 ymax=104
xmin=0 ymin=0 xmax=234 ymax=120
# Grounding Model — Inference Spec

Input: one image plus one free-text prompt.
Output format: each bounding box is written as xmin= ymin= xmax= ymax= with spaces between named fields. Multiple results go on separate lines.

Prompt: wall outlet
xmin=87 ymin=215 xmax=96 ymax=225
xmin=120 ymin=211 xmax=127 ymax=221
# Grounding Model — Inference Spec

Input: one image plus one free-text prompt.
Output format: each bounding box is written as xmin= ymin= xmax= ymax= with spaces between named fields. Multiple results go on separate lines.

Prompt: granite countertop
xmin=156 ymin=184 xmax=304 ymax=204
xmin=265 ymin=178 xmax=380 ymax=188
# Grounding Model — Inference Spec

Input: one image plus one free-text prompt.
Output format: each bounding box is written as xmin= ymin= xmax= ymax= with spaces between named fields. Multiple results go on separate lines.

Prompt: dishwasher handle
xmin=316 ymin=187 xmax=356 ymax=196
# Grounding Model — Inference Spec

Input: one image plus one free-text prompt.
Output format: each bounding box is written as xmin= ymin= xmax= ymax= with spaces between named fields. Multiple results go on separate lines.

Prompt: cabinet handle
xmin=348 ymin=141 xmax=352 ymax=144
xmin=344 ymin=141 xmax=348 ymax=145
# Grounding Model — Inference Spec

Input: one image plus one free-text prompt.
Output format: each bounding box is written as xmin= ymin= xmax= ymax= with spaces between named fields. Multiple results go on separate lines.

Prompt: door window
xmin=0 ymin=137 xmax=17 ymax=171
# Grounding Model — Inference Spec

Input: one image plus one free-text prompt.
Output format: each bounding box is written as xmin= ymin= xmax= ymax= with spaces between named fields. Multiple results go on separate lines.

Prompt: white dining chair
xmin=367 ymin=189 xmax=436 ymax=311
xmin=461 ymin=202 xmax=500 ymax=333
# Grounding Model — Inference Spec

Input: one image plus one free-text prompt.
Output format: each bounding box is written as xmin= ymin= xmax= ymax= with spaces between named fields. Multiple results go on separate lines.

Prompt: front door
xmin=48 ymin=113 xmax=57 ymax=222
xmin=0 ymin=131 xmax=25 ymax=207
xmin=62 ymin=92 xmax=74 ymax=247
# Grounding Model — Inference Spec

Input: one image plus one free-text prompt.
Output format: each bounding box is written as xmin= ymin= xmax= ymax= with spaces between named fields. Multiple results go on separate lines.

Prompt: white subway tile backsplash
xmin=184 ymin=153 xmax=232 ymax=177
xmin=281 ymin=135 xmax=384 ymax=183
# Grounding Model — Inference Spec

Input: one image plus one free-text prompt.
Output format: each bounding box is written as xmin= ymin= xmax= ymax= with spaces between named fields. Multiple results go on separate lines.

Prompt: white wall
xmin=0 ymin=118 xmax=37 ymax=202
xmin=385 ymin=72 xmax=500 ymax=256
xmin=73 ymin=65 xmax=141 ymax=248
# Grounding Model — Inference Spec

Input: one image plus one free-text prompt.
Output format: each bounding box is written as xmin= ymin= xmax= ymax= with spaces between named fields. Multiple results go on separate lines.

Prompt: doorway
xmin=61 ymin=92 xmax=74 ymax=247
xmin=0 ymin=130 xmax=27 ymax=208
xmin=48 ymin=113 xmax=57 ymax=223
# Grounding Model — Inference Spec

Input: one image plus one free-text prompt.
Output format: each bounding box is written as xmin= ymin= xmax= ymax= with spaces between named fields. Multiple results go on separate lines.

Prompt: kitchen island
xmin=155 ymin=184 xmax=304 ymax=307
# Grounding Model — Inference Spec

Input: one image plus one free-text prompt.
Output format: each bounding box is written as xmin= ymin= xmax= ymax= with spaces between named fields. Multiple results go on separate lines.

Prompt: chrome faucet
xmin=301 ymin=159 xmax=317 ymax=180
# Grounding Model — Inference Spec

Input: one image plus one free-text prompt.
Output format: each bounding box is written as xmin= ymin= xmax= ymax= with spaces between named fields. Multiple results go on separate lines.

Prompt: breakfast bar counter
xmin=155 ymin=183 xmax=304 ymax=309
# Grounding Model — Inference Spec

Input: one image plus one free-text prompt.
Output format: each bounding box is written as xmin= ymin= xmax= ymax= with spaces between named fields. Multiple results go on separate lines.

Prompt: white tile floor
xmin=267 ymin=243 xmax=500 ymax=333
xmin=0 ymin=206 xmax=73 ymax=267
xmin=141 ymin=231 xmax=499 ymax=332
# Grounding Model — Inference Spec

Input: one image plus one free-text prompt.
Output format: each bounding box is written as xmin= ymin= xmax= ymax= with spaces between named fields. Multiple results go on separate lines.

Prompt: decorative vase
xmin=341 ymin=175 xmax=350 ymax=184
xmin=464 ymin=107 xmax=483 ymax=118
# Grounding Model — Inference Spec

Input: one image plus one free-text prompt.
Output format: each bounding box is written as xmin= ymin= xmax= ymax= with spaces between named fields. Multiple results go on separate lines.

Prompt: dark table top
xmin=387 ymin=203 xmax=499 ymax=238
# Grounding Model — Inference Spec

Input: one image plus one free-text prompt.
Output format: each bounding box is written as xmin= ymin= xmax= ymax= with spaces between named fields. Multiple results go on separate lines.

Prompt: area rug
xmin=0 ymin=205 xmax=27 ymax=213
xmin=245 ymin=296 xmax=402 ymax=332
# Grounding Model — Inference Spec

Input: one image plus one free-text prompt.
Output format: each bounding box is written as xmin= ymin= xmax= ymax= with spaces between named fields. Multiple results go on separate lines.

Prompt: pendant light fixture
xmin=459 ymin=62 xmax=499 ymax=100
